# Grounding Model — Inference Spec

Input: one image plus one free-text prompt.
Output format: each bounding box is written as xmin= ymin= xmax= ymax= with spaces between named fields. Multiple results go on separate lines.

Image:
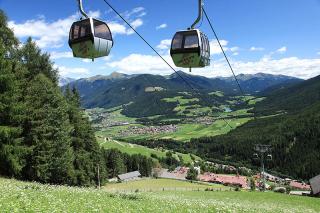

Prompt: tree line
xmin=0 ymin=10 xmax=153 ymax=186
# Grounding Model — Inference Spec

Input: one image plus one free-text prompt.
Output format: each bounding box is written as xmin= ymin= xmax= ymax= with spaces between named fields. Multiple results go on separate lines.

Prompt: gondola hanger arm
xmin=191 ymin=0 xmax=204 ymax=29
xmin=78 ymin=0 xmax=89 ymax=18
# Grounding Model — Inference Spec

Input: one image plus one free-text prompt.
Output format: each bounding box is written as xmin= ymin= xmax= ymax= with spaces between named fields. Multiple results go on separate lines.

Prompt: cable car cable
xmin=101 ymin=0 xmax=233 ymax=129
xmin=203 ymin=8 xmax=245 ymax=96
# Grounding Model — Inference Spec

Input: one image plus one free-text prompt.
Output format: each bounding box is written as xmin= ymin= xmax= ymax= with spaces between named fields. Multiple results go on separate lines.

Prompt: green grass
xmin=221 ymin=108 xmax=253 ymax=117
xmin=162 ymin=96 xmax=205 ymax=116
xmin=97 ymin=137 xmax=201 ymax=163
xmin=152 ymin=118 xmax=252 ymax=142
xmin=162 ymin=96 xmax=199 ymax=105
xmin=105 ymin=178 xmax=227 ymax=192
xmin=98 ymin=117 xmax=252 ymax=142
xmin=248 ymin=97 xmax=266 ymax=105
xmin=1 ymin=178 xmax=319 ymax=212
xmin=209 ymin=91 xmax=224 ymax=97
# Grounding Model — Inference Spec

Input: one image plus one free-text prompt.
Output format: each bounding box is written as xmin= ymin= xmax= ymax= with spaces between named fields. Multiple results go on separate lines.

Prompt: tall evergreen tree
xmin=22 ymin=74 xmax=75 ymax=184
xmin=0 ymin=10 xmax=27 ymax=177
xmin=0 ymin=10 xmax=18 ymax=51
xmin=17 ymin=38 xmax=58 ymax=84
xmin=0 ymin=43 xmax=26 ymax=177
xmin=66 ymin=86 xmax=106 ymax=186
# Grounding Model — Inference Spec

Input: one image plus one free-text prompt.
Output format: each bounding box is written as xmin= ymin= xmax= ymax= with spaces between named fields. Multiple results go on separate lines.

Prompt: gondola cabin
xmin=69 ymin=18 xmax=113 ymax=60
xmin=170 ymin=29 xmax=210 ymax=68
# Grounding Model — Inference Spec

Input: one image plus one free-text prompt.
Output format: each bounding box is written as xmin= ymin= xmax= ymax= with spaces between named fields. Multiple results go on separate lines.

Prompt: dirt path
xmin=114 ymin=140 xmax=125 ymax=147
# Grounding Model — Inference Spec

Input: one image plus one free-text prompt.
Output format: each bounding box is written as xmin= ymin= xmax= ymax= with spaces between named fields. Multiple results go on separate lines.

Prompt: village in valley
xmin=88 ymin=104 xmax=320 ymax=198
xmin=108 ymin=160 xmax=319 ymax=197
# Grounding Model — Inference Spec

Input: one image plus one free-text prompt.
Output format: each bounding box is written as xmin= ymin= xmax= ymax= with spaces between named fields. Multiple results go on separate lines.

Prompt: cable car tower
xmin=170 ymin=0 xmax=210 ymax=72
xmin=253 ymin=144 xmax=272 ymax=191
xmin=69 ymin=0 xmax=113 ymax=61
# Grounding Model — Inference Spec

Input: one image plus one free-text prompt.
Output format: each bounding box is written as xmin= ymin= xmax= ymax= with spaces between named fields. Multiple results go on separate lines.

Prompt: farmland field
xmin=1 ymin=178 xmax=319 ymax=212
xmin=96 ymin=137 xmax=201 ymax=163
xmin=89 ymin=94 xmax=256 ymax=142
xmin=97 ymin=117 xmax=252 ymax=142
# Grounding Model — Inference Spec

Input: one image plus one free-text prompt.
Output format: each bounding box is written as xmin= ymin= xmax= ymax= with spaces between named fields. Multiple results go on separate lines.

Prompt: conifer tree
xmin=17 ymin=38 xmax=58 ymax=84
xmin=0 ymin=43 xmax=26 ymax=177
xmin=23 ymin=74 xmax=74 ymax=184
xmin=0 ymin=10 xmax=27 ymax=177
xmin=66 ymin=86 xmax=106 ymax=186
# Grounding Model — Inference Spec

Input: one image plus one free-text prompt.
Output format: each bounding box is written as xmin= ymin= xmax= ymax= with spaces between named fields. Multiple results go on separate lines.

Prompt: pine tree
xmin=103 ymin=149 xmax=126 ymax=177
xmin=0 ymin=11 xmax=27 ymax=177
xmin=66 ymin=86 xmax=106 ymax=186
xmin=17 ymin=38 xmax=58 ymax=84
xmin=0 ymin=10 xmax=18 ymax=51
xmin=0 ymin=44 xmax=26 ymax=177
xmin=22 ymin=74 xmax=75 ymax=184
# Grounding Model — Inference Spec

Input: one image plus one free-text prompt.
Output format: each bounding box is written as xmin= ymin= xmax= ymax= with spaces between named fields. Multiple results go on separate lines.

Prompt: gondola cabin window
xmin=184 ymin=34 xmax=199 ymax=49
xmin=94 ymin=20 xmax=112 ymax=40
xmin=70 ymin=19 xmax=92 ymax=41
xmin=172 ymin=33 xmax=183 ymax=50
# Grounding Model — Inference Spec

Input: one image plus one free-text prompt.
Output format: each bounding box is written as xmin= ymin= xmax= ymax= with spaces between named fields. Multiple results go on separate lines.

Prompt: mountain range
xmin=63 ymin=71 xmax=303 ymax=109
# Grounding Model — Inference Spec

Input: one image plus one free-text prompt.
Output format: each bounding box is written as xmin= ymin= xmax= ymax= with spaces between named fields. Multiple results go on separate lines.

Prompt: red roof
xmin=199 ymin=172 xmax=248 ymax=188
xmin=290 ymin=181 xmax=311 ymax=190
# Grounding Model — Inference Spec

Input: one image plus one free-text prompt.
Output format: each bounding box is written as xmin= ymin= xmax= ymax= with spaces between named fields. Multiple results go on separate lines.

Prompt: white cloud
xmin=156 ymin=24 xmax=167 ymax=30
xmin=108 ymin=22 xmax=127 ymax=35
xmin=210 ymin=39 xmax=229 ymax=55
xmin=50 ymin=51 xmax=73 ymax=60
xmin=250 ymin=47 xmax=265 ymax=51
xmin=122 ymin=7 xmax=146 ymax=19
xmin=108 ymin=53 xmax=176 ymax=75
xmin=157 ymin=39 xmax=171 ymax=50
xmin=317 ymin=52 xmax=320 ymax=55
xmin=276 ymin=46 xmax=287 ymax=53
xmin=8 ymin=7 xmax=144 ymax=49
xmin=103 ymin=54 xmax=113 ymax=62
xmin=107 ymin=51 xmax=320 ymax=80
xmin=109 ymin=18 xmax=143 ymax=36
xmin=54 ymin=65 xmax=90 ymax=77
xmin=131 ymin=19 xmax=143 ymax=28
xmin=87 ymin=11 xmax=101 ymax=19
xmin=82 ymin=59 xmax=92 ymax=63
xmin=230 ymin=47 xmax=239 ymax=52
xmin=198 ymin=56 xmax=320 ymax=79
xmin=126 ymin=18 xmax=144 ymax=35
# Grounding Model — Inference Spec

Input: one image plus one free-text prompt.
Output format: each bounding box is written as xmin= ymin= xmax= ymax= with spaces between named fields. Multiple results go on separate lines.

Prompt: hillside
xmin=2 ymin=178 xmax=319 ymax=212
xmin=66 ymin=72 xmax=302 ymax=111
xmin=177 ymin=76 xmax=320 ymax=180
xmin=255 ymin=75 xmax=320 ymax=115
xmin=127 ymin=75 xmax=320 ymax=180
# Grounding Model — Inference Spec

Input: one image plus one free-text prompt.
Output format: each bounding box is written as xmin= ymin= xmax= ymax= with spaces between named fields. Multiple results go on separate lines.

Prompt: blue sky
xmin=1 ymin=0 xmax=320 ymax=79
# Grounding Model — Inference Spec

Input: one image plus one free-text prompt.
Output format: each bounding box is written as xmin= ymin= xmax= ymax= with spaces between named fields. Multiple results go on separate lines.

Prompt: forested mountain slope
xmin=132 ymin=76 xmax=320 ymax=180
xmin=187 ymin=76 xmax=320 ymax=180
xmin=255 ymin=75 xmax=320 ymax=115
xmin=187 ymin=102 xmax=320 ymax=180
xmin=66 ymin=71 xmax=302 ymax=110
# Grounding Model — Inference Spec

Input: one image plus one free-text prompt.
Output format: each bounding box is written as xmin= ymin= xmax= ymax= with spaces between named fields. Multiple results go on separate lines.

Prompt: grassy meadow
xmin=97 ymin=117 xmax=251 ymax=142
xmin=1 ymin=178 xmax=319 ymax=212
xmin=96 ymin=137 xmax=201 ymax=163
xmin=104 ymin=178 xmax=227 ymax=192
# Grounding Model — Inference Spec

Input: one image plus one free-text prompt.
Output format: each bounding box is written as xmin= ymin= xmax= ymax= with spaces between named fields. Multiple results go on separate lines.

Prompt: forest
xmin=0 ymin=10 xmax=153 ymax=186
